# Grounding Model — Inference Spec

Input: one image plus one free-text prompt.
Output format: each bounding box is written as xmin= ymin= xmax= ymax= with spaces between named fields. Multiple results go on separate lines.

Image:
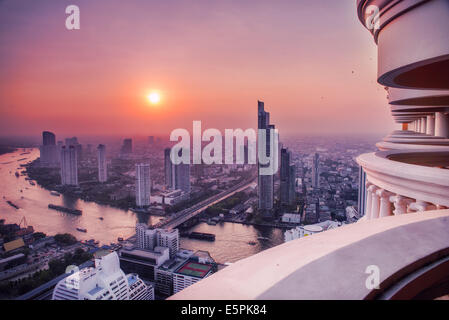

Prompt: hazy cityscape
xmin=0 ymin=100 xmax=380 ymax=299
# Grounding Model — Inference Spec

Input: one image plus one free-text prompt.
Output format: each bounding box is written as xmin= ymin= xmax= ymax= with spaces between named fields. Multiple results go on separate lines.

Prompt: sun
xmin=147 ymin=92 xmax=161 ymax=104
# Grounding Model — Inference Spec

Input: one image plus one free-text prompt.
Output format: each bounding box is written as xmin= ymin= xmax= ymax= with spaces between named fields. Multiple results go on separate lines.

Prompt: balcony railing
xmin=357 ymin=150 xmax=449 ymax=220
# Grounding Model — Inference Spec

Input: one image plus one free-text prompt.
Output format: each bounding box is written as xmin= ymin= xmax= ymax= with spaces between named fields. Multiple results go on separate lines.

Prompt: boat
xmin=117 ymin=237 xmax=124 ymax=242
xmin=186 ymin=232 xmax=215 ymax=242
xmin=248 ymin=241 xmax=257 ymax=246
xmin=15 ymin=172 xmax=19 ymax=177
xmin=6 ymin=200 xmax=19 ymax=209
xmin=76 ymin=228 xmax=87 ymax=233
xmin=99 ymin=217 xmax=104 ymax=220
xmin=50 ymin=191 xmax=60 ymax=196
xmin=48 ymin=204 xmax=82 ymax=215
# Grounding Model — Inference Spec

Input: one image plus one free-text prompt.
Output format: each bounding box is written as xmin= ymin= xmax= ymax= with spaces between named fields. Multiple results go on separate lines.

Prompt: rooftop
xmin=175 ymin=260 xmax=213 ymax=279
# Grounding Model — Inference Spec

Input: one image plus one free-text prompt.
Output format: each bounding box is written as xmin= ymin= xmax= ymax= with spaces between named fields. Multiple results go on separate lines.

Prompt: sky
xmin=0 ymin=0 xmax=396 ymax=139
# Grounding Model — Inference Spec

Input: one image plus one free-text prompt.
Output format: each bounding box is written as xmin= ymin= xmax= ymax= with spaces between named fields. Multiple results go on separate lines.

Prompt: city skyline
xmin=0 ymin=0 xmax=395 ymax=138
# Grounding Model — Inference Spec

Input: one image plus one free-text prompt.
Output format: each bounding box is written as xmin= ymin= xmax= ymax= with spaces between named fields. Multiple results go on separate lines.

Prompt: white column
xmin=435 ymin=112 xmax=449 ymax=138
xmin=377 ymin=189 xmax=393 ymax=217
xmin=365 ymin=183 xmax=374 ymax=220
xmin=370 ymin=186 xmax=381 ymax=219
xmin=421 ymin=117 xmax=427 ymax=134
xmin=390 ymin=195 xmax=413 ymax=215
xmin=426 ymin=115 xmax=435 ymax=136
xmin=417 ymin=119 xmax=421 ymax=133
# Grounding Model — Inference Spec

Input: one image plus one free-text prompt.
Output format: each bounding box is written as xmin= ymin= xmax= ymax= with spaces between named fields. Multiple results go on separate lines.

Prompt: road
xmin=155 ymin=177 xmax=257 ymax=230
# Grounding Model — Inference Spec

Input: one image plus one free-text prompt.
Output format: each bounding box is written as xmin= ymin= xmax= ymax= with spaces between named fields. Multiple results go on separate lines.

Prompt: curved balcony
xmin=357 ymin=0 xmax=449 ymax=89
xmin=170 ymin=209 xmax=449 ymax=300
xmin=357 ymin=150 xmax=449 ymax=220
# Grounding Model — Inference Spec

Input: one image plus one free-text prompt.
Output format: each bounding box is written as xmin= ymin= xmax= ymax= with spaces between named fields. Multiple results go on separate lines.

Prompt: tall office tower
xmin=52 ymin=252 xmax=154 ymax=300
xmin=157 ymin=229 xmax=180 ymax=258
xmin=97 ymin=144 xmax=107 ymax=183
xmin=60 ymin=145 xmax=78 ymax=185
xmin=279 ymin=148 xmax=293 ymax=205
xmin=121 ymin=138 xmax=133 ymax=156
xmin=311 ymin=153 xmax=320 ymax=188
xmin=65 ymin=137 xmax=82 ymax=161
xmin=39 ymin=131 xmax=59 ymax=167
xmin=165 ymin=148 xmax=191 ymax=193
xmin=257 ymin=100 xmax=274 ymax=213
xmin=164 ymin=148 xmax=173 ymax=187
xmin=148 ymin=136 xmax=155 ymax=144
xmin=43 ymin=131 xmax=56 ymax=145
xmin=280 ymin=148 xmax=296 ymax=206
xmin=174 ymin=163 xmax=191 ymax=193
xmin=136 ymin=163 xmax=151 ymax=207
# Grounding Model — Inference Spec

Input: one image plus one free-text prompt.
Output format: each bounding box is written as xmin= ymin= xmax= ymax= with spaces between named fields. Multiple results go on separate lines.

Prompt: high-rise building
xmin=135 ymin=163 xmax=151 ymax=207
xmin=165 ymin=148 xmax=191 ymax=194
xmin=65 ymin=137 xmax=82 ymax=161
xmin=52 ymin=251 xmax=154 ymax=300
xmin=39 ymin=131 xmax=59 ymax=167
xmin=60 ymin=145 xmax=78 ymax=185
xmin=257 ymin=100 xmax=275 ymax=213
xmin=42 ymin=131 xmax=56 ymax=145
xmin=136 ymin=223 xmax=179 ymax=258
xmin=164 ymin=148 xmax=173 ymax=187
xmin=280 ymin=148 xmax=296 ymax=206
xmin=311 ymin=153 xmax=320 ymax=188
xmin=97 ymin=144 xmax=107 ymax=183
xmin=157 ymin=229 xmax=180 ymax=258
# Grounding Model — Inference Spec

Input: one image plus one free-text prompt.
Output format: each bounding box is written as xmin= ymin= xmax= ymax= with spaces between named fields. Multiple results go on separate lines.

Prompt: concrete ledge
xmin=170 ymin=210 xmax=449 ymax=300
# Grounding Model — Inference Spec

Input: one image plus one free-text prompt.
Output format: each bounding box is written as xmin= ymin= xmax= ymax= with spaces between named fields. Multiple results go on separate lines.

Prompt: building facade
xmin=97 ymin=144 xmax=107 ymax=183
xmin=60 ymin=145 xmax=78 ymax=186
xmin=135 ymin=163 xmax=151 ymax=207
xmin=257 ymin=100 xmax=275 ymax=214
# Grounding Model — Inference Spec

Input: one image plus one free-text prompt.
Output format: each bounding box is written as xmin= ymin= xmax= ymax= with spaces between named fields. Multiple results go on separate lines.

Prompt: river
xmin=0 ymin=148 xmax=284 ymax=263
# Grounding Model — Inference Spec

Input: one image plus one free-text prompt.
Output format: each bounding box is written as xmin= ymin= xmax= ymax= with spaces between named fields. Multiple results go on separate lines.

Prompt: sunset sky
xmin=0 ymin=0 xmax=395 ymax=138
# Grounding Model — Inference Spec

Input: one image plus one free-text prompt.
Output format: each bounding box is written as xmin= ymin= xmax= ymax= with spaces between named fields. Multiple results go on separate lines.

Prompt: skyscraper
xmin=39 ymin=131 xmax=59 ymax=167
xmin=165 ymin=148 xmax=191 ymax=194
xmin=257 ymin=100 xmax=274 ymax=213
xmin=60 ymin=145 xmax=78 ymax=185
xmin=97 ymin=144 xmax=107 ymax=183
xmin=42 ymin=131 xmax=56 ymax=145
xmin=65 ymin=137 xmax=82 ymax=161
xmin=164 ymin=148 xmax=173 ymax=187
xmin=136 ymin=163 xmax=151 ymax=207
xmin=312 ymin=153 xmax=320 ymax=189
xmin=280 ymin=148 xmax=296 ymax=206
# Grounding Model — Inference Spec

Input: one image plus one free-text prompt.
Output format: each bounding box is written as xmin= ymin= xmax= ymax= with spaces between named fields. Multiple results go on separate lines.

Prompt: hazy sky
xmin=0 ymin=0 xmax=395 ymax=138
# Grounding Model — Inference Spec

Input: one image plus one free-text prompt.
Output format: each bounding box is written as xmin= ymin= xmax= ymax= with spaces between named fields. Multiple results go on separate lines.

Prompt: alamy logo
xmin=65 ymin=5 xmax=80 ymax=30
xmin=365 ymin=265 xmax=380 ymax=289
xmin=365 ymin=5 xmax=380 ymax=31
xmin=170 ymin=121 xmax=279 ymax=175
